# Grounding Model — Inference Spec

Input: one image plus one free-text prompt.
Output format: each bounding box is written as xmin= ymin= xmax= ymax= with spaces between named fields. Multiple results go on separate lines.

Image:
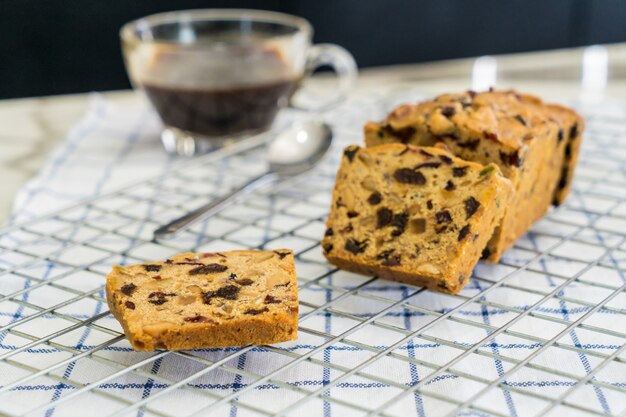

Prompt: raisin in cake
xmin=322 ymin=144 xmax=512 ymax=293
xmin=106 ymin=250 xmax=298 ymax=351
xmin=364 ymin=90 xmax=583 ymax=262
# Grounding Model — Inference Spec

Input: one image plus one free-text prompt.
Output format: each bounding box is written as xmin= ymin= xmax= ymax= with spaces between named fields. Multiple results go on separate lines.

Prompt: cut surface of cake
xmin=322 ymin=144 xmax=512 ymax=293
xmin=363 ymin=90 xmax=583 ymax=261
xmin=106 ymin=250 xmax=298 ymax=351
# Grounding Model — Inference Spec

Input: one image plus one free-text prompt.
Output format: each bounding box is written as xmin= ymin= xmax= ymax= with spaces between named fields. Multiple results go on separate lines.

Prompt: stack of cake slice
xmin=323 ymin=90 xmax=583 ymax=293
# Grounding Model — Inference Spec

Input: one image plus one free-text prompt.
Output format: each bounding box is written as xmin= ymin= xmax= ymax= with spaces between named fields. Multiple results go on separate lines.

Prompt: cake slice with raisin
xmin=364 ymin=90 xmax=583 ymax=262
xmin=322 ymin=144 xmax=512 ymax=293
xmin=106 ymin=250 xmax=298 ymax=351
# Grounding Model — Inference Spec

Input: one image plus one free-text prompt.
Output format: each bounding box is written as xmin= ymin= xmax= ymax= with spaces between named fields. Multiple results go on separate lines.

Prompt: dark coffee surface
xmin=144 ymin=79 xmax=295 ymax=137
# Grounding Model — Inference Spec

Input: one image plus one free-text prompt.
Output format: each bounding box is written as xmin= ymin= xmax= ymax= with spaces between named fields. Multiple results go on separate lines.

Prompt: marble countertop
xmin=2 ymin=43 xmax=626 ymax=225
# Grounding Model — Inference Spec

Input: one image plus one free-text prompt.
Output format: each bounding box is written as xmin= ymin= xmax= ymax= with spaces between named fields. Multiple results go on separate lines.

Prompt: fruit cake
xmin=106 ymin=250 xmax=298 ymax=351
xmin=363 ymin=90 xmax=583 ymax=262
xmin=322 ymin=144 xmax=512 ymax=293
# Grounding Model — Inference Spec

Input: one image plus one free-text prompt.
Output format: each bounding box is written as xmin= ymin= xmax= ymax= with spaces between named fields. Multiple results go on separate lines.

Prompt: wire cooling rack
xmin=0 ymin=95 xmax=626 ymax=417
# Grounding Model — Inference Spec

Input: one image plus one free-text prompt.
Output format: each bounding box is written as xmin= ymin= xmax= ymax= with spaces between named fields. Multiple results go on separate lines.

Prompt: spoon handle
xmin=153 ymin=171 xmax=278 ymax=240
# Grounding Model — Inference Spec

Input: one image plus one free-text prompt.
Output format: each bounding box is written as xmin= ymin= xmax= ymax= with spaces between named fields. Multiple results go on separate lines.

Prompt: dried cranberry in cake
xmin=376 ymin=249 xmax=395 ymax=260
xmin=458 ymin=225 xmax=471 ymax=241
xmin=121 ymin=283 xmax=137 ymax=296
xmin=148 ymin=291 xmax=176 ymax=305
xmin=323 ymin=144 xmax=512 ymax=294
xmin=216 ymin=285 xmax=239 ymax=299
xmin=484 ymin=132 xmax=498 ymax=141
xmin=377 ymin=207 xmax=393 ymax=228
xmin=201 ymin=285 xmax=241 ymax=303
xmin=435 ymin=225 xmax=448 ymax=234
xmin=394 ymin=168 xmax=426 ymax=185
xmin=322 ymin=242 xmax=334 ymax=253
xmin=381 ymin=253 xmax=401 ymax=266
xmin=105 ymin=250 xmax=298 ymax=351
xmin=391 ymin=212 xmax=409 ymax=236
xmin=499 ymin=151 xmax=521 ymax=167
xmin=439 ymin=154 xmax=453 ymax=165
xmin=464 ymin=197 xmax=480 ymax=219
xmin=452 ymin=166 xmax=468 ymax=177
xmin=367 ymin=191 xmax=383 ymax=205
xmin=264 ymin=295 xmax=281 ymax=304
xmin=144 ymin=265 xmax=162 ymax=272
xmin=344 ymin=238 xmax=368 ymax=255
xmin=382 ymin=124 xmax=416 ymax=142
xmin=441 ymin=106 xmax=456 ymax=118
xmin=458 ymin=138 xmax=480 ymax=150
xmin=244 ymin=307 xmax=269 ymax=315
xmin=435 ymin=210 xmax=452 ymax=224
xmin=189 ymin=263 xmax=228 ymax=275
xmin=184 ymin=315 xmax=214 ymax=323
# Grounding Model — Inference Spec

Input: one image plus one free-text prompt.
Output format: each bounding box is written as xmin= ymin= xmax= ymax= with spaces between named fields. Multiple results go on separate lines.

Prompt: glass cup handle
xmin=289 ymin=43 xmax=357 ymax=111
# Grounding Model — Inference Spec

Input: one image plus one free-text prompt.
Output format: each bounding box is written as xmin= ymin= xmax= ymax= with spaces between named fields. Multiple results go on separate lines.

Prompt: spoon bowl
xmin=267 ymin=121 xmax=333 ymax=174
xmin=154 ymin=121 xmax=334 ymax=239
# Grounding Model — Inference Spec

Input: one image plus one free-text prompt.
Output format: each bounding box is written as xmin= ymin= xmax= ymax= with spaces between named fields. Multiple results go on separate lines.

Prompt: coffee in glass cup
xmin=121 ymin=9 xmax=357 ymax=155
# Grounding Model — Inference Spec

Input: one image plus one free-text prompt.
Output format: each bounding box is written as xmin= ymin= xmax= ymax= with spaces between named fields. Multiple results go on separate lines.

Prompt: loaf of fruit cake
xmin=106 ymin=250 xmax=298 ymax=351
xmin=322 ymin=144 xmax=512 ymax=293
xmin=363 ymin=90 xmax=583 ymax=262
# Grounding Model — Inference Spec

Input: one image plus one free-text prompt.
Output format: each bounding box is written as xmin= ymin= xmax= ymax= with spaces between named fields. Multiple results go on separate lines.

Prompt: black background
xmin=2 ymin=0 xmax=625 ymax=99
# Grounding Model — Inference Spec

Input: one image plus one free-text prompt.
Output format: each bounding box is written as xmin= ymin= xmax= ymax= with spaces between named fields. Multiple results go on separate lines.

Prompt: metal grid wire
xmin=0 ymin=97 xmax=626 ymax=417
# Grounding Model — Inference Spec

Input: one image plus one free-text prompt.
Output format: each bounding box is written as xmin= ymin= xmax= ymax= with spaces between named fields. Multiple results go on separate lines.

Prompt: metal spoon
xmin=153 ymin=120 xmax=333 ymax=240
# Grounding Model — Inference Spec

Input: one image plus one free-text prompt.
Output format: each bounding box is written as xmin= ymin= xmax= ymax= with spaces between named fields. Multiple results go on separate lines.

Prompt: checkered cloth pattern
xmin=0 ymin=90 xmax=625 ymax=417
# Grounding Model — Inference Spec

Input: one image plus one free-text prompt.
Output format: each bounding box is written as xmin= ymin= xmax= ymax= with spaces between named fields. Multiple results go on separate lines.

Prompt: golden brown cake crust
xmin=106 ymin=250 xmax=298 ymax=351
xmin=322 ymin=144 xmax=512 ymax=293
xmin=364 ymin=90 xmax=584 ymax=262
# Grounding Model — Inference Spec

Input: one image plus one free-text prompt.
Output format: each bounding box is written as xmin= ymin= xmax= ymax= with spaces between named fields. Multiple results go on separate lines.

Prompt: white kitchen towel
xmin=0 ymin=90 xmax=625 ymax=417
xmin=9 ymin=94 xmax=174 ymax=224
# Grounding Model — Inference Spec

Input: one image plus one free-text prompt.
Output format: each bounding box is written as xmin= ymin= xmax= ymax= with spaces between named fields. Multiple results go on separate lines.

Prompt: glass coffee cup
xmin=121 ymin=9 xmax=357 ymax=155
